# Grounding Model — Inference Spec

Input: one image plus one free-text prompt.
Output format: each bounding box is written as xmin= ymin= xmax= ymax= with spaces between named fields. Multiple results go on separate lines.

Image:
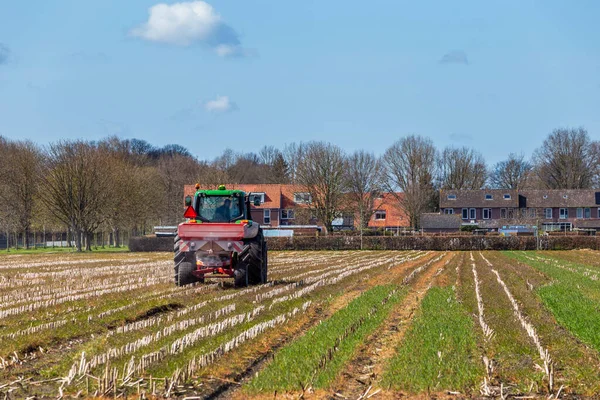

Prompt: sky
xmin=0 ymin=0 xmax=599 ymax=164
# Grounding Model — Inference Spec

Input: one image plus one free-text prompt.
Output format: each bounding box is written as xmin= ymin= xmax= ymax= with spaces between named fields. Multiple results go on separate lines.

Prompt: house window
xmin=444 ymin=209 xmax=454 ymax=215
xmin=559 ymin=208 xmax=568 ymax=219
xmin=529 ymin=208 xmax=536 ymax=218
xmin=281 ymin=209 xmax=295 ymax=220
xmin=447 ymin=194 xmax=457 ymax=200
xmin=249 ymin=192 xmax=265 ymax=204
xmin=585 ymin=208 xmax=591 ymax=219
xmin=507 ymin=208 xmax=514 ymax=219
xmin=483 ymin=208 xmax=491 ymax=219
xmin=374 ymin=211 xmax=386 ymax=220
xmin=485 ymin=194 xmax=493 ymax=200
xmin=462 ymin=208 xmax=468 ymax=219
xmin=500 ymin=208 xmax=506 ymax=219
xmin=264 ymin=209 xmax=271 ymax=224
xmin=577 ymin=208 xmax=583 ymax=219
xmin=503 ymin=194 xmax=511 ymax=200
xmin=545 ymin=208 xmax=552 ymax=219
xmin=294 ymin=192 xmax=311 ymax=204
xmin=469 ymin=208 xmax=476 ymax=220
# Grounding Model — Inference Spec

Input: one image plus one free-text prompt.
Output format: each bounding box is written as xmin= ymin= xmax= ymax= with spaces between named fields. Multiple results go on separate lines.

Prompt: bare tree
xmin=42 ymin=141 xmax=112 ymax=251
xmin=490 ymin=153 xmax=532 ymax=189
xmin=96 ymin=137 xmax=167 ymax=244
xmin=283 ymin=143 xmax=303 ymax=184
xmin=591 ymin=141 xmax=600 ymax=188
xmin=157 ymin=154 xmax=205 ymax=225
xmin=383 ymin=135 xmax=436 ymax=230
xmin=0 ymin=139 xmax=42 ymax=249
xmin=345 ymin=151 xmax=382 ymax=247
xmin=534 ymin=127 xmax=598 ymax=189
xmin=212 ymin=148 xmax=236 ymax=171
xmin=258 ymin=145 xmax=280 ymax=166
xmin=227 ymin=152 xmax=270 ymax=183
xmin=437 ymin=146 xmax=487 ymax=190
xmin=295 ymin=141 xmax=347 ymax=233
xmin=259 ymin=146 xmax=289 ymax=183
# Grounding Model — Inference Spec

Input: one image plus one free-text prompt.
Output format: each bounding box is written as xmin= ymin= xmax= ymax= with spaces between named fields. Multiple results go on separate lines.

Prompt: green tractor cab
xmin=183 ymin=185 xmax=261 ymax=223
xmin=174 ymin=185 xmax=267 ymax=288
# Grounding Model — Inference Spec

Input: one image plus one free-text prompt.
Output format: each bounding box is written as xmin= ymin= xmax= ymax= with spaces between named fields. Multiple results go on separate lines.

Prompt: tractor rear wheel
xmin=174 ymin=235 xmax=203 ymax=286
xmin=261 ymin=240 xmax=268 ymax=284
xmin=176 ymin=261 xmax=202 ymax=286
xmin=234 ymin=264 xmax=248 ymax=287
xmin=245 ymin=234 xmax=267 ymax=285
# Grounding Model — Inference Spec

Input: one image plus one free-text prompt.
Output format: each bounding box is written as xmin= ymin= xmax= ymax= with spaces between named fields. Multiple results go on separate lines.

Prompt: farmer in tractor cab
xmin=215 ymin=198 xmax=232 ymax=222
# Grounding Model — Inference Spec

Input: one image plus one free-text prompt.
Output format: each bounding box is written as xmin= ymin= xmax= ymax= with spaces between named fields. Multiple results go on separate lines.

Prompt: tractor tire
xmin=261 ymin=240 xmax=268 ymax=284
xmin=174 ymin=236 xmax=203 ymax=286
xmin=234 ymin=264 xmax=248 ymax=288
xmin=174 ymin=234 xmax=181 ymax=252
xmin=176 ymin=261 xmax=200 ymax=286
xmin=244 ymin=234 xmax=267 ymax=285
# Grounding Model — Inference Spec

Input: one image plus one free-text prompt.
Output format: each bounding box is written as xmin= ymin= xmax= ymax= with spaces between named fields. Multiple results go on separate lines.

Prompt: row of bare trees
xmin=0 ymin=136 xmax=303 ymax=250
xmin=0 ymin=127 xmax=598 ymax=248
xmin=284 ymin=127 xmax=600 ymax=231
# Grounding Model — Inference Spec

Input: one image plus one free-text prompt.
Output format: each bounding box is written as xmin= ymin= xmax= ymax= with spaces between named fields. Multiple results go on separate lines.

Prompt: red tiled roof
xmin=280 ymin=184 xmax=309 ymax=209
xmin=183 ymin=184 xmax=283 ymax=209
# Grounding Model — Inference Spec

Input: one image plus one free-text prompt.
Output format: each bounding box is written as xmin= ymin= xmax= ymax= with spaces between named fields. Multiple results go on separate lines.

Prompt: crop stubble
xmin=0 ymin=250 xmax=428 ymax=398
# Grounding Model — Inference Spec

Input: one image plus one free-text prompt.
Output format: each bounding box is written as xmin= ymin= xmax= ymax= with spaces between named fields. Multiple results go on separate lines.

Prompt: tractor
xmin=174 ymin=184 xmax=267 ymax=287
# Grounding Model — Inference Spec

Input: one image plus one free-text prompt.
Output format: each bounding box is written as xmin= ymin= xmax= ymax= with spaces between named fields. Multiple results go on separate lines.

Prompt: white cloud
xmin=205 ymin=95 xmax=237 ymax=112
xmin=215 ymin=44 xmax=237 ymax=57
xmin=131 ymin=1 xmax=246 ymax=57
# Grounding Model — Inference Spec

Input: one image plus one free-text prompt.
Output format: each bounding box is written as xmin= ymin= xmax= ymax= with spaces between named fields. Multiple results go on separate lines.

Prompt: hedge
xmin=129 ymin=235 xmax=600 ymax=252
xmin=129 ymin=236 xmax=173 ymax=252
xmin=264 ymin=236 xmax=537 ymax=251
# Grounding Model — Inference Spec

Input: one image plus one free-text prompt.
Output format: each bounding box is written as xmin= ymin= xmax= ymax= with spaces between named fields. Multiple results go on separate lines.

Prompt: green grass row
xmin=382 ymin=286 xmax=482 ymax=392
xmin=506 ymin=252 xmax=600 ymax=353
xmin=247 ymin=284 xmax=405 ymax=392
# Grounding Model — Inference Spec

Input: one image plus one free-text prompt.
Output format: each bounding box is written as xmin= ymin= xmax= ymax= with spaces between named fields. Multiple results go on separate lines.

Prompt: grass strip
xmin=382 ymin=286 xmax=481 ymax=393
xmin=537 ymin=283 xmax=600 ymax=352
xmin=247 ymin=284 xmax=404 ymax=392
xmin=507 ymin=252 xmax=600 ymax=353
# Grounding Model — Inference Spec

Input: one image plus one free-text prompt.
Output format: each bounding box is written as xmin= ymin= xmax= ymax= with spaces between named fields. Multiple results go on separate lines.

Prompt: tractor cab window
xmin=196 ymin=196 xmax=243 ymax=222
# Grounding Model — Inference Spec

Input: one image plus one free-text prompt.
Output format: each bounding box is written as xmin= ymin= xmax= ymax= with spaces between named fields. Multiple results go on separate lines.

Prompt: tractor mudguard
xmin=243 ymin=223 xmax=260 ymax=239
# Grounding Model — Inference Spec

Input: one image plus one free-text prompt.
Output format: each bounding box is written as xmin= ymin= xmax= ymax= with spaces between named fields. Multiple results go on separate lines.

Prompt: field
xmin=1 ymin=250 xmax=600 ymax=398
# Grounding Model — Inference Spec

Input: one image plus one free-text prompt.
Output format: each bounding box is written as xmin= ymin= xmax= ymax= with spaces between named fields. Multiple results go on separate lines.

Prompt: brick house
xmin=183 ymin=184 xmax=410 ymax=233
xmin=366 ymin=193 xmax=410 ymax=233
xmin=434 ymin=189 xmax=600 ymax=232
xmin=440 ymin=189 xmax=520 ymax=222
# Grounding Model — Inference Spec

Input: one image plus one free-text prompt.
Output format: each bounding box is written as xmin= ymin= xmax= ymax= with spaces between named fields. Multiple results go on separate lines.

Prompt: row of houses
xmin=183 ymin=184 xmax=407 ymax=234
xmin=423 ymin=189 xmax=600 ymax=233
xmin=184 ymin=184 xmax=600 ymax=234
